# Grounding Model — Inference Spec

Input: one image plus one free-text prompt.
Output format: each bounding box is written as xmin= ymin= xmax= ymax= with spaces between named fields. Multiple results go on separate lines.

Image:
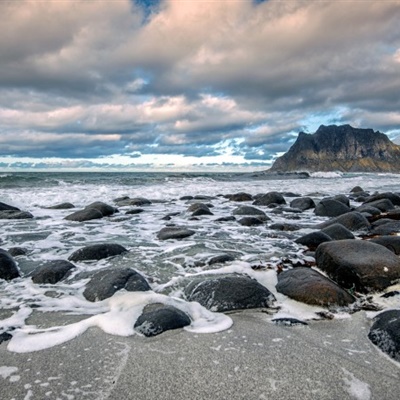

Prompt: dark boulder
xmin=46 ymin=203 xmax=75 ymax=210
xmin=157 ymin=226 xmax=195 ymax=240
xmin=208 ymin=254 xmax=235 ymax=265
xmin=321 ymin=223 xmax=355 ymax=240
xmin=7 ymin=247 xmax=28 ymax=257
xmin=226 ymin=192 xmax=253 ymax=202
xmin=215 ymin=216 xmax=236 ymax=222
xmin=295 ymin=231 xmax=332 ymax=250
xmin=31 ymin=260 xmax=76 ymax=284
xmin=134 ymin=304 xmax=191 ymax=337
xmin=0 ymin=201 xmax=20 ymax=211
xmin=356 ymin=205 xmax=381 ymax=216
xmin=65 ymin=208 xmax=103 ymax=222
xmin=370 ymin=221 xmax=400 ymax=236
xmin=238 ymin=217 xmax=264 ymax=226
xmin=289 ymin=197 xmax=315 ymax=211
xmin=350 ymin=186 xmax=364 ymax=194
xmin=253 ymin=192 xmax=286 ymax=206
xmin=0 ymin=249 xmax=20 ymax=281
xmin=232 ymin=206 xmax=269 ymax=221
xmin=316 ymin=240 xmax=400 ymax=293
xmin=126 ymin=208 xmax=145 ymax=215
xmin=368 ymin=310 xmax=400 ymax=362
xmin=276 ymin=267 xmax=355 ymax=307
xmin=364 ymin=192 xmax=400 ymax=206
xmin=0 ymin=331 xmax=13 ymax=344
xmin=184 ymin=274 xmax=275 ymax=312
xmin=68 ymin=243 xmax=128 ymax=262
xmin=116 ymin=197 xmax=152 ymax=207
xmin=269 ymin=223 xmax=300 ymax=231
xmin=363 ymin=199 xmax=395 ymax=212
xmin=315 ymin=199 xmax=351 ymax=217
xmin=0 ymin=210 xmax=34 ymax=220
xmin=188 ymin=203 xmax=213 ymax=216
xmin=369 ymin=236 xmax=400 ymax=255
xmin=85 ymin=201 xmax=116 ymax=217
xmin=331 ymin=194 xmax=350 ymax=207
xmin=317 ymin=211 xmax=370 ymax=231
xmin=83 ymin=268 xmax=151 ymax=302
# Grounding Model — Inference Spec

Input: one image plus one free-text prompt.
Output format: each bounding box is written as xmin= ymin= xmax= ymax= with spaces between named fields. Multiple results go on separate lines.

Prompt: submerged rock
xmin=276 ymin=267 xmax=355 ymax=307
xmin=31 ymin=260 xmax=76 ymax=284
xmin=316 ymin=240 xmax=400 ymax=293
xmin=208 ymin=254 xmax=235 ymax=265
xmin=238 ymin=217 xmax=265 ymax=226
xmin=83 ymin=268 xmax=151 ymax=302
xmin=184 ymin=274 xmax=275 ymax=312
xmin=368 ymin=309 xmax=400 ymax=362
xmin=68 ymin=243 xmax=128 ymax=262
xmin=85 ymin=201 xmax=116 ymax=217
xmin=0 ymin=210 xmax=34 ymax=220
xmin=0 ymin=201 xmax=20 ymax=211
xmin=0 ymin=249 xmax=20 ymax=281
xmin=315 ymin=199 xmax=351 ymax=217
xmin=272 ymin=318 xmax=308 ymax=326
xmin=157 ymin=226 xmax=195 ymax=240
xmin=46 ymin=202 xmax=75 ymax=210
xmin=134 ymin=304 xmax=191 ymax=337
xmin=65 ymin=208 xmax=103 ymax=222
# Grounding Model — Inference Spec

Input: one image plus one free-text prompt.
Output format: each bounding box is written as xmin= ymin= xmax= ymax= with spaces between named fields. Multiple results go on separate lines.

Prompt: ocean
xmin=1 ymin=171 xmax=400 ymax=352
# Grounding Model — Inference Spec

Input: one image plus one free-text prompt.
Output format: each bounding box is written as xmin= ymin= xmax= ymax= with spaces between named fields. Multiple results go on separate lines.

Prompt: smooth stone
xmin=208 ymin=254 xmax=235 ymax=265
xmin=68 ymin=243 xmax=128 ymax=262
xmin=363 ymin=199 xmax=395 ymax=212
xmin=83 ymin=267 xmax=151 ymax=302
xmin=356 ymin=205 xmax=381 ymax=216
xmin=46 ymin=203 xmax=75 ymax=210
xmin=116 ymin=197 xmax=152 ymax=207
xmin=65 ymin=208 xmax=103 ymax=222
xmin=330 ymin=194 xmax=350 ymax=207
xmin=184 ymin=274 xmax=275 ymax=312
xmin=125 ymin=208 xmax=145 ymax=215
xmin=253 ymin=192 xmax=286 ymax=206
xmin=276 ymin=267 xmax=356 ymax=307
xmin=316 ymin=211 xmax=370 ymax=231
xmin=314 ymin=199 xmax=351 ymax=217
xmin=238 ymin=217 xmax=264 ymax=226
xmin=289 ymin=197 xmax=316 ymax=211
xmin=370 ymin=221 xmax=400 ymax=236
xmin=350 ymin=186 xmax=364 ymax=193
xmin=369 ymin=236 xmax=400 ymax=255
xmin=188 ymin=203 xmax=213 ymax=216
xmin=226 ymin=192 xmax=253 ymax=202
xmin=321 ymin=223 xmax=355 ymax=240
xmin=134 ymin=304 xmax=191 ymax=337
xmin=0 ymin=210 xmax=33 ymax=220
xmin=7 ymin=247 xmax=28 ymax=257
xmin=316 ymin=240 xmax=400 ymax=293
xmin=0 ymin=201 xmax=20 ymax=211
xmin=215 ymin=216 xmax=236 ymax=222
xmin=157 ymin=226 xmax=195 ymax=240
xmin=31 ymin=260 xmax=76 ymax=284
xmin=269 ymin=223 xmax=300 ymax=231
xmin=295 ymin=231 xmax=332 ymax=250
xmin=368 ymin=309 xmax=400 ymax=362
xmin=232 ymin=206 xmax=269 ymax=220
xmin=364 ymin=192 xmax=400 ymax=206
xmin=0 ymin=249 xmax=20 ymax=281
xmin=85 ymin=201 xmax=116 ymax=216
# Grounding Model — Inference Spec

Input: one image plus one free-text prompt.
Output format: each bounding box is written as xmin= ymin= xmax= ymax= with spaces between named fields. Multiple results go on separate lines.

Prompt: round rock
xmin=315 ymin=199 xmax=351 ymax=217
xmin=0 ymin=249 xmax=20 ymax=281
xmin=295 ymin=231 xmax=332 ymax=250
xmin=232 ymin=206 xmax=268 ymax=221
xmin=31 ymin=260 xmax=76 ymax=284
xmin=368 ymin=309 xmax=400 ymax=362
xmin=321 ymin=223 xmax=355 ymax=240
xmin=276 ymin=267 xmax=355 ymax=307
xmin=68 ymin=243 xmax=128 ymax=262
xmin=289 ymin=197 xmax=315 ymax=211
xmin=134 ymin=304 xmax=191 ymax=337
xmin=253 ymin=192 xmax=286 ymax=206
xmin=316 ymin=240 xmax=400 ymax=293
xmin=157 ymin=226 xmax=195 ymax=240
xmin=65 ymin=208 xmax=103 ymax=222
xmin=83 ymin=267 xmax=151 ymax=302
xmin=184 ymin=274 xmax=275 ymax=312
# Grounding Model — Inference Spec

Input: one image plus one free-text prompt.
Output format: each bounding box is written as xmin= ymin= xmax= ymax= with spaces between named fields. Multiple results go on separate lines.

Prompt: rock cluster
xmin=1 ymin=186 xmax=400 ymax=363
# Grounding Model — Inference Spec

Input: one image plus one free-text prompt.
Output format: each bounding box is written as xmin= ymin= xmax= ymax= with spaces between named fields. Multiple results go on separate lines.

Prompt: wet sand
xmin=1 ymin=310 xmax=399 ymax=400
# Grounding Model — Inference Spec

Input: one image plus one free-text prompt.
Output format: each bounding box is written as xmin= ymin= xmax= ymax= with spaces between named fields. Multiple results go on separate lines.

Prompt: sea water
xmin=1 ymin=171 xmax=400 ymax=352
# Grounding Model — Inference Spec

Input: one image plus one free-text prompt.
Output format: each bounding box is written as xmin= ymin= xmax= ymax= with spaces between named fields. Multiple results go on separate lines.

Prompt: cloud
xmin=0 ymin=0 xmax=399 ymax=169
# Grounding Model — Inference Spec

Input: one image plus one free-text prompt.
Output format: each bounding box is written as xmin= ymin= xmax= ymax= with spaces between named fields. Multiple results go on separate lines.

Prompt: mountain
xmin=269 ymin=124 xmax=400 ymax=173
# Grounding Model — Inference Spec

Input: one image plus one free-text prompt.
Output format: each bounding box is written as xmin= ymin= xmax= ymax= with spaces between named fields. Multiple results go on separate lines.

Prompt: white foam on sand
xmin=7 ymin=291 xmax=232 ymax=353
xmin=342 ymin=368 xmax=371 ymax=400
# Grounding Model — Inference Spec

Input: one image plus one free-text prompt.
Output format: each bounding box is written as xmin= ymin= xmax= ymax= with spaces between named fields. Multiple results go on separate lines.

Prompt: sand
xmin=1 ymin=310 xmax=399 ymax=400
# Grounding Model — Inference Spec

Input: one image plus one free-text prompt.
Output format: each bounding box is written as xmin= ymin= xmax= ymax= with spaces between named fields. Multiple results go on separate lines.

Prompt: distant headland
xmin=269 ymin=124 xmax=400 ymax=173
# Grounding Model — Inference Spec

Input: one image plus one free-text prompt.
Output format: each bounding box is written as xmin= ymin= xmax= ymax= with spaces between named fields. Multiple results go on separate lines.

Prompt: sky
xmin=0 ymin=0 xmax=400 ymax=171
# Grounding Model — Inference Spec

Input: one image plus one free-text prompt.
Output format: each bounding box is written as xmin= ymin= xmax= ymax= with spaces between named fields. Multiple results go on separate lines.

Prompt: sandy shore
xmin=1 ymin=310 xmax=399 ymax=400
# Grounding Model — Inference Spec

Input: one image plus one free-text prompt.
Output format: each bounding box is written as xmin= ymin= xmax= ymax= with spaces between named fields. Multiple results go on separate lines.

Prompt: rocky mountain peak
xmin=270 ymin=124 xmax=400 ymax=173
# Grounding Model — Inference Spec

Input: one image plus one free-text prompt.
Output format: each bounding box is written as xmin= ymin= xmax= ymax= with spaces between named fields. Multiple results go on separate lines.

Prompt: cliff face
xmin=270 ymin=124 xmax=400 ymax=173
